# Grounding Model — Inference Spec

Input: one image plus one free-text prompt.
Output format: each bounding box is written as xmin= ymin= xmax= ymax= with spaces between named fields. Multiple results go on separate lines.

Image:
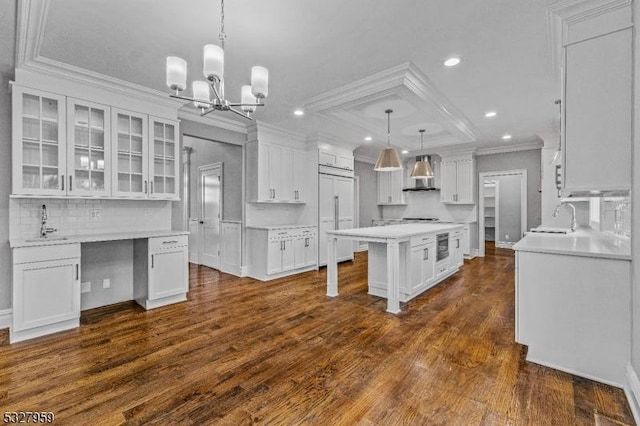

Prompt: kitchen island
xmin=326 ymin=223 xmax=464 ymax=314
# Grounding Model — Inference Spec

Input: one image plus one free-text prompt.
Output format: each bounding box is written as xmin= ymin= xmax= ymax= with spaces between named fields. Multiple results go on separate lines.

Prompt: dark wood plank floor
xmin=0 ymin=243 xmax=634 ymax=425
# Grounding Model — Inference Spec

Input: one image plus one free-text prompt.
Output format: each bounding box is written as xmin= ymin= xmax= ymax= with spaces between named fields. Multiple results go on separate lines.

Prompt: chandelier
xmin=165 ymin=0 xmax=268 ymax=120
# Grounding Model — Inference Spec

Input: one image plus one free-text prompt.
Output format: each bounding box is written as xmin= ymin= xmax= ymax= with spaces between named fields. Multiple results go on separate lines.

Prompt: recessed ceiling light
xmin=502 ymin=134 xmax=512 ymax=140
xmin=444 ymin=57 xmax=461 ymax=67
xmin=401 ymin=150 xmax=409 ymax=154
xmin=364 ymin=136 xmax=372 ymax=142
xmin=485 ymin=111 xmax=497 ymax=118
xmin=293 ymin=109 xmax=304 ymax=116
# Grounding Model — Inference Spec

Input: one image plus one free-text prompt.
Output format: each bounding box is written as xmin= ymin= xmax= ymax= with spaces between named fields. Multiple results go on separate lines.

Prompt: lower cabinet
xmin=134 ymin=235 xmax=189 ymax=310
xmin=11 ymin=244 xmax=81 ymax=343
xmin=410 ymin=238 xmax=436 ymax=293
xmin=248 ymin=226 xmax=318 ymax=281
xmin=450 ymin=230 xmax=464 ymax=268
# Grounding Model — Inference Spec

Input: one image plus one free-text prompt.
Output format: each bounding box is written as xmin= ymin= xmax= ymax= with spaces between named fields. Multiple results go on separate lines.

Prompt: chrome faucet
xmin=40 ymin=204 xmax=57 ymax=238
xmin=552 ymin=202 xmax=576 ymax=232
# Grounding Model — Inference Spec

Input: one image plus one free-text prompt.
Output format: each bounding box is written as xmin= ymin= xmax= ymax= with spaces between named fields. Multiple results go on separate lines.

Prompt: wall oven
xmin=436 ymin=233 xmax=449 ymax=262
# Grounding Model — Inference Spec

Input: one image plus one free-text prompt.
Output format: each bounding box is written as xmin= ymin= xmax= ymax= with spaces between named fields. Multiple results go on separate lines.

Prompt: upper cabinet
xmin=12 ymin=87 xmax=67 ymax=196
xmin=554 ymin=0 xmax=633 ymax=197
xmin=67 ymin=99 xmax=111 ymax=197
xmin=319 ymin=150 xmax=354 ymax=171
xmin=11 ymin=85 xmax=179 ymax=200
xmin=246 ymin=122 xmax=308 ymax=203
xmin=440 ymin=157 xmax=475 ymax=204
xmin=377 ymin=170 xmax=406 ymax=205
xmin=149 ymin=117 xmax=179 ymax=200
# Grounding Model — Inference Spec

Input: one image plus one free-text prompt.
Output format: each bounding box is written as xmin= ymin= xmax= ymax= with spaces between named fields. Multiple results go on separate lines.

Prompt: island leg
xmin=326 ymin=235 xmax=339 ymax=297
xmin=386 ymin=241 xmax=401 ymax=314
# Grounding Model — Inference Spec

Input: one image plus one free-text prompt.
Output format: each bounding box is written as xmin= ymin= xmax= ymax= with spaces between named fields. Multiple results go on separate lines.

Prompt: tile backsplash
xmin=9 ymin=198 xmax=172 ymax=240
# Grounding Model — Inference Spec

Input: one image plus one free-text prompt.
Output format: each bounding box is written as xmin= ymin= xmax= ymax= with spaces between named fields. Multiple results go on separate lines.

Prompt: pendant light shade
xmin=410 ymin=129 xmax=434 ymax=179
xmin=374 ymin=109 xmax=403 ymax=171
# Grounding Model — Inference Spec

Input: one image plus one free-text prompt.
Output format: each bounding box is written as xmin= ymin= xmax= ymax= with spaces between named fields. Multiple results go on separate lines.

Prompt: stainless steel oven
xmin=436 ymin=233 xmax=449 ymax=262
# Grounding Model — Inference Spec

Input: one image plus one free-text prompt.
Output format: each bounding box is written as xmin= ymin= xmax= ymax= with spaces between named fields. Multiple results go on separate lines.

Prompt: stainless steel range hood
xmin=403 ymin=155 xmax=439 ymax=192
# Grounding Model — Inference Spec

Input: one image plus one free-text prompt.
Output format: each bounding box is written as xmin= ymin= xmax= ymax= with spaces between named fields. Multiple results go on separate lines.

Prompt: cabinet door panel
xmin=410 ymin=246 xmax=424 ymax=293
xmin=13 ymin=87 xmax=67 ymax=196
xmin=112 ymin=108 xmax=149 ymax=198
xmin=336 ymin=177 xmax=353 ymax=217
xmin=424 ymin=244 xmax=436 ymax=286
xmin=149 ymin=117 xmax=179 ymax=199
xmin=292 ymin=150 xmax=306 ymax=201
xmin=280 ymin=148 xmax=294 ymax=201
xmin=67 ymin=99 xmax=111 ymax=197
xmin=281 ymin=239 xmax=295 ymax=271
xmin=338 ymin=218 xmax=354 ymax=261
xmin=305 ymin=236 xmax=317 ymax=266
xmin=564 ymin=28 xmax=632 ymax=193
xmin=377 ymin=173 xmax=390 ymax=204
xmin=440 ymin=161 xmax=457 ymax=203
xmin=269 ymin=145 xmax=283 ymax=200
xmin=455 ymin=160 xmax=474 ymax=203
xmin=149 ymin=248 xmax=188 ymax=300
xmin=294 ymin=238 xmax=306 ymax=269
xmin=267 ymin=240 xmax=282 ymax=274
xmin=13 ymin=258 xmax=80 ymax=331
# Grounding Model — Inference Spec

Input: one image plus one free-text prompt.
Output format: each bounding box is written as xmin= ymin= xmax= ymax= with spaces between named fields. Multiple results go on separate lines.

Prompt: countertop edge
xmin=513 ymin=245 xmax=631 ymax=261
xmin=10 ymin=230 xmax=190 ymax=248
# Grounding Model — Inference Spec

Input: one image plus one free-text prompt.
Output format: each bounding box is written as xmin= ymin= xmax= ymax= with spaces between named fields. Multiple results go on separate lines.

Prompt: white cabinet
xmin=319 ymin=174 xmax=354 ymax=266
xmin=319 ymin=150 xmax=354 ymax=170
xmin=134 ymin=235 xmax=188 ymax=309
xmin=450 ymin=231 xmax=464 ymax=268
xmin=11 ymin=244 xmax=81 ymax=343
xmin=12 ymin=87 xmax=67 ymax=196
xmin=12 ymin=85 xmax=179 ymax=200
xmin=562 ymin=28 xmax=632 ymax=195
xmin=66 ymin=98 xmax=111 ymax=197
xmin=410 ymin=238 xmax=436 ymax=294
xmin=377 ymin=170 xmax=406 ymax=205
xmin=149 ymin=117 xmax=180 ymax=200
xmin=247 ymin=226 xmax=318 ymax=280
xmin=440 ymin=158 xmax=474 ymax=204
xmin=247 ymin=141 xmax=307 ymax=203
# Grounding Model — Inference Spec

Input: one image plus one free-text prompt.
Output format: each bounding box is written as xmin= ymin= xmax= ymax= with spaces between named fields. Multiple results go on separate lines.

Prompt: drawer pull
xmin=162 ymin=240 xmax=179 ymax=244
xmin=76 ymin=264 xmax=79 ymax=280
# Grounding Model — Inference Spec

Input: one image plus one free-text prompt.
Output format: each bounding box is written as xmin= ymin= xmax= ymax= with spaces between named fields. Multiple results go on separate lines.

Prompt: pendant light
xmin=410 ymin=129 xmax=434 ymax=179
xmin=550 ymin=99 xmax=562 ymax=164
xmin=374 ymin=109 xmax=403 ymax=171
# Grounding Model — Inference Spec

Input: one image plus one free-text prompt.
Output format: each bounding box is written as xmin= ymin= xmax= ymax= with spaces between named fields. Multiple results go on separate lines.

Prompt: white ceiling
xmin=38 ymin=0 xmax=561 ymax=158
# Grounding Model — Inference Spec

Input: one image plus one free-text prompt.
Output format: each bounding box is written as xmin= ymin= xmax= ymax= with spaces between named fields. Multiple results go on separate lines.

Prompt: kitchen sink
xmin=25 ymin=236 xmax=69 ymax=242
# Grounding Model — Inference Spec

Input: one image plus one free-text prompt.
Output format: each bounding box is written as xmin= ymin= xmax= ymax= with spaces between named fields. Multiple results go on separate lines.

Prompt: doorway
xmin=478 ymin=170 xmax=527 ymax=256
xmin=198 ymin=163 xmax=223 ymax=269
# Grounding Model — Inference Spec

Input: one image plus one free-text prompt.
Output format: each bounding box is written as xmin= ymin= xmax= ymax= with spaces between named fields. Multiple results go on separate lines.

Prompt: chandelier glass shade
xmin=165 ymin=0 xmax=268 ymax=120
xmin=410 ymin=129 xmax=434 ymax=179
xmin=374 ymin=109 xmax=403 ymax=171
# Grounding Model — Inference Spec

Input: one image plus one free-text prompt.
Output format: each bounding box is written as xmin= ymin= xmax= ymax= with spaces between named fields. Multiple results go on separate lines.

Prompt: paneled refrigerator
xmin=318 ymin=165 xmax=354 ymax=266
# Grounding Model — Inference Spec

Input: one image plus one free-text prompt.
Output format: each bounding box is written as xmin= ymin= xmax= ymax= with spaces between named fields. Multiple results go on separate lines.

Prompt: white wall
xmin=0 ymin=0 xmax=16 ymax=311
xmin=496 ymin=174 xmax=522 ymax=243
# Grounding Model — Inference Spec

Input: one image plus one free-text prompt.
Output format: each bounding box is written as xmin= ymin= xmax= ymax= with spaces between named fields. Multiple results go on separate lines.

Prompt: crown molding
xmin=475 ymin=141 xmax=544 ymax=156
xmin=354 ymin=154 xmax=377 ymax=165
xmin=15 ymin=0 xmax=180 ymax=116
xmin=307 ymin=132 xmax=359 ymax=153
xmin=546 ymin=0 xmax=632 ymax=75
xmin=247 ymin=120 xmax=306 ymax=144
xmin=178 ymin=108 xmax=248 ymax=135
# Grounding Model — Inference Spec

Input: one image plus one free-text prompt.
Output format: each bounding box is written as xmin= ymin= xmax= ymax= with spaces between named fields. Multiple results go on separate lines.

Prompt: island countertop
xmin=513 ymin=228 xmax=630 ymax=261
xmin=326 ymin=223 xmax=464 ymax=240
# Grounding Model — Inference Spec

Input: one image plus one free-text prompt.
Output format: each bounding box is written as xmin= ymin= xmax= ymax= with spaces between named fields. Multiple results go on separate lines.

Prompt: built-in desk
xmin=9 ymin=230 xmax=189 ymax=343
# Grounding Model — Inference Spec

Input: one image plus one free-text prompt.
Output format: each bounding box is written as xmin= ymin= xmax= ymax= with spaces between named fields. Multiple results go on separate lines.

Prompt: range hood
xmin=403 ymin=155 xmax=439 ymax=192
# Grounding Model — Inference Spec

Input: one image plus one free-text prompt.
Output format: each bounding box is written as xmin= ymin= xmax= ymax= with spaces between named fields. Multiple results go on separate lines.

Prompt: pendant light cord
xmin=219 ymin=0 xmax=226 ymax=49
xmin=385 ymin=109 xmax=393 ymax=148
xmin=420 ymin=130 xmax=425 ymax=160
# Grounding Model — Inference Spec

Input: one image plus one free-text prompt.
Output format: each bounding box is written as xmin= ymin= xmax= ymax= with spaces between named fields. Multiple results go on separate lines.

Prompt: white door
xmin=199 ymin=164 xmax=222 ymax=269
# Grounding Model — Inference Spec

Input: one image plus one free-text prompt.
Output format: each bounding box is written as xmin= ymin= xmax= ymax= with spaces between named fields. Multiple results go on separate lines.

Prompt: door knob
xmin=199 ymin=221 xmax=204 ymax=224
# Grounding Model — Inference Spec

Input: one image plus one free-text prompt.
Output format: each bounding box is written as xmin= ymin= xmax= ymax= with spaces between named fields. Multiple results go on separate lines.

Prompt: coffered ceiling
xmin=31 ymin=0 xmax=560 ymax=158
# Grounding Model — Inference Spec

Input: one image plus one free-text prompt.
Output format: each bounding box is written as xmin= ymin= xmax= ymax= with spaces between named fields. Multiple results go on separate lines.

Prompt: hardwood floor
xmin=0 ymin=246 xmax=634 ymax=425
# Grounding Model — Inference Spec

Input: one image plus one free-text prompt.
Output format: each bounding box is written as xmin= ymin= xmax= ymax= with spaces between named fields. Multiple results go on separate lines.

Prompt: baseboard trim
xmin=239 ymin=266 xmax=248 ymax=277
xmin=0 ymin=309 xmax=12 ymax=330
xmin=525 ymin=353 xmax=624 ymax=389
xmin=355 ymin=243 xmax=368 ymax=253
xmin=496 ymin=242 xmax=516 ymax=249
xmin=625 ymin=364 xmax=640 ymax=424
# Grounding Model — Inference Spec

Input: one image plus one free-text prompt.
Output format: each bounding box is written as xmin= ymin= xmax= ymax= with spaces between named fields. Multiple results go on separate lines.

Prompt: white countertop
xmin=10 ymin=230 xmax=189 ymax=248
xmin=513 ymin=228 xmax=631 ymax=260
xmin=327 ymin=223 xmax=464 ymax=240
xmin=246 ymin=224 xmax=316 ymax=231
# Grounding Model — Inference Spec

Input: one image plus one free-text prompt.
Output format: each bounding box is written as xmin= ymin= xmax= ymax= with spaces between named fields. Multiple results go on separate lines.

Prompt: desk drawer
xmin=411 ymin=235 xmax=435 ymax=248
xmin=149 ymin=235 xmax=188 ymax=251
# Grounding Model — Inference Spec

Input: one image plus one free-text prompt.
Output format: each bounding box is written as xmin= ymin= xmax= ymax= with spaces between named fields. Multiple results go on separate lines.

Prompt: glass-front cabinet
xmin=111 ymin=108 xmax=148 ymax=198
xmin=149 ymin=117 xmax=179 ymax=200
xmin=12 ymin=87 xmax=67 ymax=195
xmin=66 ymin=99 xmax=111 ymax=197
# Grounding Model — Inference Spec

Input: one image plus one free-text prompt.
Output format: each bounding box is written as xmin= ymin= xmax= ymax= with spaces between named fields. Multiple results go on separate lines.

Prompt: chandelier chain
xmin=219 ymin=0 xmax=226 ymax=48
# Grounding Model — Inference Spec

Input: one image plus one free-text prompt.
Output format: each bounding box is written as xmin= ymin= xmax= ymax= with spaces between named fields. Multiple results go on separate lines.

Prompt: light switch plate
xmin=103 ymin=279 xmax=110 ymax=289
